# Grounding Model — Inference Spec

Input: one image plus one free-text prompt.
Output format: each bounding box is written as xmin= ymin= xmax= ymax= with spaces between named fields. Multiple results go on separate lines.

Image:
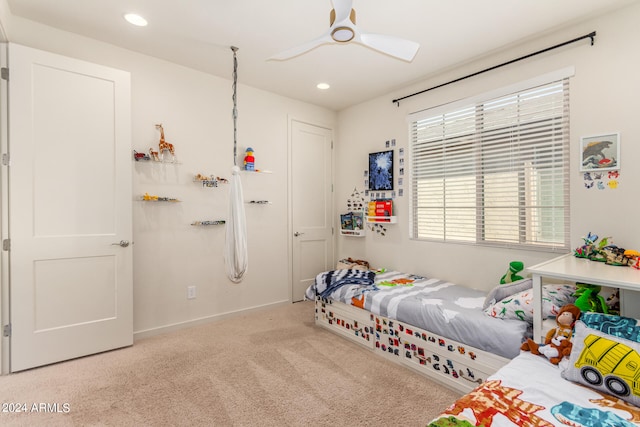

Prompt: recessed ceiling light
xmin=317 ymin=83 xmax=330 ymax=90
xmin=124 ymin=13 xmax=148 ymax=27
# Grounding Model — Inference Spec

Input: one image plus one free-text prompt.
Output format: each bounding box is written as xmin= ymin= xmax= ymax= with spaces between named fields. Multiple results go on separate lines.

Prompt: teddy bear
xmin=520 ymin=303 xmax=581 ymax=365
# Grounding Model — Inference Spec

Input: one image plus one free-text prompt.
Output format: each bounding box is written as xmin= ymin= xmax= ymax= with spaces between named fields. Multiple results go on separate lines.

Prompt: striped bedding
xmin=306 ymin=270 xmax=529 ymax=359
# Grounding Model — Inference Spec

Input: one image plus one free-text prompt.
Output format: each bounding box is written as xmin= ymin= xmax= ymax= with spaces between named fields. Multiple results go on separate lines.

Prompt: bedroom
xmin=0 ymin=0 xmax=639 ymax=424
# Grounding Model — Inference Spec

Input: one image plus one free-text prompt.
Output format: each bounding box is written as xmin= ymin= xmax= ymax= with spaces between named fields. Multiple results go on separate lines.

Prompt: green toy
xmin=573 ymin=283 xmax=608 ymax=314
xmin=500 ymin=261 xmax=524 ymax=284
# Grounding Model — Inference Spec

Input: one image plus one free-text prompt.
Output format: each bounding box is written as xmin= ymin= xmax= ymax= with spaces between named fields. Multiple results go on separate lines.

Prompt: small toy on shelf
xmin=520 ymin=303 xmax=581 ymax=365
xmin=142 ymin=193 xmax=179 ymax=202
xmin=625 ymin=249 xmax=640 ymax=270
xmin=500 ymin=261 xmax=524 ymax=284
xmin=155 ymin=123 xmax=176 ymax=163
xmin=573 ymin=232 xmax=598 ymax=258
xmin=194 ymin=173 xmax=218 ymax=187
xmin=133 ymin=150 xmax=150 ymax=161
xmin=244 ymin=147 xmax=255 ymax=171
xmin=602 ymin=245 xmax=629 ymax=266
xmin=573 ymin=232 xmax=611 ymax=262
xmin=149 ymin=147 xmax=160 ymax=162
xmin=191 ymin=220 xmax=225 ymax=226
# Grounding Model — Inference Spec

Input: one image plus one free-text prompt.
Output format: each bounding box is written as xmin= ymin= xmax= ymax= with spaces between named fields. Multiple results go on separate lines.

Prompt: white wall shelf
xmin=140 ymin=193 xmax=180 ymax=202
xmin=241 ymin=170 xmax=273 ymax=174
xmin=340 ymin=229 xmax=366 ymax=237
xmin=191 ymin=220 xmax=225 ymax=226
xmin=193 ymin=176 xmax=228 ymax=188
xmin=133 ymin=151 xmax=181 ymax=165
xmin=366 ymin=216 xmax=397 ymax=224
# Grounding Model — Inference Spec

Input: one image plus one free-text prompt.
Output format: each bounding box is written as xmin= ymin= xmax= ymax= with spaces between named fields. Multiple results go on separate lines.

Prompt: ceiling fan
xmin=268 ymin=0 xmax=420 ymax=62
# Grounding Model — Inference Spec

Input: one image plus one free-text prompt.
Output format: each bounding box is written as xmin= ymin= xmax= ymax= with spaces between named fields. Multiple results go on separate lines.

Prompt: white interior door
xmin=8 ymin=44 xmax=132 ymax=371
xmin=291 ymin=120 xmax=333 ymax=302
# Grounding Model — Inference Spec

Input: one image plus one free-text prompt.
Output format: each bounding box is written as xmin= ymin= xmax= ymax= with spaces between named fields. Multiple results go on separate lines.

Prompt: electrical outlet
xmin=187 ymin=286 xmax=196 ymax=300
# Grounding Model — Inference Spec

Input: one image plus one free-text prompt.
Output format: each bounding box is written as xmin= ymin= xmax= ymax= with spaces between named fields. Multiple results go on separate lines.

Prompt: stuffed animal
xmin=520 ymin=303 xmax=581 ymax=365
xmin=573 ymin=283 xmax=608 ymax=314
xmin=500 ymin=261 xmax=524 ymax=284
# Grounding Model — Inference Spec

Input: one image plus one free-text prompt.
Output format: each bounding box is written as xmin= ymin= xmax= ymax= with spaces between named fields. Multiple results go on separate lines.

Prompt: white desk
xmin=527 ymin=253 xmax=640 ymax=341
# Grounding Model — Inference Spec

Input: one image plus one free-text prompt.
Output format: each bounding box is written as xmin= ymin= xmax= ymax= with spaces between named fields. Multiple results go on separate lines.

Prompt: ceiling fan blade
xmin=268 ymin=33 xmax=333 ymax=61
xmin=359 ymin=33 xmax=420 ymax=62
xmin=331 ymin=0 xmax=354 ymax=24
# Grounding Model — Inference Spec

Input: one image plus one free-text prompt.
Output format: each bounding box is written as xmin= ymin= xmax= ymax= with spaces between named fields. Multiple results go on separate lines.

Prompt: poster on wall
xmin=369 ymin=150 xmax=394 ymax=191
xmin=580 ymin=132 xmax=620 ymax=172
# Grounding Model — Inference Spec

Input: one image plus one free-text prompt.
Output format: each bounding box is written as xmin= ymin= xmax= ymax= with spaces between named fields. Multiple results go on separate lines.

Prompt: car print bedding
xmin=306 ymin=270 xmax=529 ymax=359
xmin=428 ymin=351 xmax=640 ymax=426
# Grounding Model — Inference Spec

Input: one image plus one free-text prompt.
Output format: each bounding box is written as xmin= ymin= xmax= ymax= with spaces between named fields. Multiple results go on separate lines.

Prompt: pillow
xmin=580 ymin=312 xmax=640 ymax=342
xmin=482 ymin=278 xmax=532 ymax=310
xmin=562 ymin=321 xmax=640 ymax=406
xmin=483 ymin=283 xmax=576 ymax=322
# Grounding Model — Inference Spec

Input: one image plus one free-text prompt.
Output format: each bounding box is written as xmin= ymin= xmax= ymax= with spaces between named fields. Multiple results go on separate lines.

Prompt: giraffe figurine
xmin=155 ymin=123 xmax=175 ymax=162
xmin=149 ymin=147 xmax=159 ymax=162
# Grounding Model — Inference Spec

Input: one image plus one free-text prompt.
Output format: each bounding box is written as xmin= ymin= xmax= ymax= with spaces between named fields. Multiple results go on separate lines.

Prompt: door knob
xmin=294 ymin=232 xmax=305 ymax=237
xmin=111 ymin=240 xmax=130 ymax=247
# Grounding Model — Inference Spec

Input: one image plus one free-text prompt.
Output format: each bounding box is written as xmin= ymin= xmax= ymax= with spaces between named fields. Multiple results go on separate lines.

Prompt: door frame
xmin=287 ymin=115 xmax=335 ymax=302
xmin=0 ymin=42 xmax=8 ymax=375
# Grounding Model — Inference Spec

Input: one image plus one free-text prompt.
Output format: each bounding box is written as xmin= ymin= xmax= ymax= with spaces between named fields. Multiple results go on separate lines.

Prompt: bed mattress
xmin=306 ymin=270 xmax=529 ymax=359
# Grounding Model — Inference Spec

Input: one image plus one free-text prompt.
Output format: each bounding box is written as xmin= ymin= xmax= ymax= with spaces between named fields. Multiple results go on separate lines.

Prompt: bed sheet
xmin=306 ymin=270 xmax=528 ymax=359
xmin=428 ymin=352 xmax=640 ymax=426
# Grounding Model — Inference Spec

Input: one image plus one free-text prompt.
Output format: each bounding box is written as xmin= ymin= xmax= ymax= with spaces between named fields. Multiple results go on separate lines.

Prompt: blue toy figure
xmin=244 ymin=147 xmax=255 ymax=171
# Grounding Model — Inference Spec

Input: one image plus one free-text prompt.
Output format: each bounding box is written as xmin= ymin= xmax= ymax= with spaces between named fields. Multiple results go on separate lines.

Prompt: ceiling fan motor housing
xmin=330 ymin=8 xmax=356 ymax=42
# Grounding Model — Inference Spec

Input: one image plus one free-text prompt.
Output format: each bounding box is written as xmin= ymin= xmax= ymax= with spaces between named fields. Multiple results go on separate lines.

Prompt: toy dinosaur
xmin=500 ymin=261 xmax=524 ymax=284
xmin=573 ymin=283 xmax=608 ymax=314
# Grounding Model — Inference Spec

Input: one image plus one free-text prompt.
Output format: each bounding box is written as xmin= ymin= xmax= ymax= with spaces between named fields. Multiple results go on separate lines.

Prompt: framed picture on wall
xmin=580 ymin=132 xmax=620 ymax=171
xmin=369 ymin=150 xmax=394 ymax=191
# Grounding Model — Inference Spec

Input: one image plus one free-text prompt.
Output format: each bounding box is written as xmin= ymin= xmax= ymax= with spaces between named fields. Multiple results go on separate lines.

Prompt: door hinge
xmin=3 ymin=324 xmax=10 ymax=337
xmin=1 ymin=67 xmax=8 ymax=81
xmin=2 ymin=239 xmax=10 ymax=251
xmin=2 ymin=153 xmax=9 ymax=166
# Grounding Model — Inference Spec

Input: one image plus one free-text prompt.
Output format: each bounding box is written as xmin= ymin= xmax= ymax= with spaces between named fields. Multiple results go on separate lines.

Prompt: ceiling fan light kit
xmin=269 ymin=0 xmax=419 ymax=62
xmin=331 ymin=27 xmax=355 ymax=43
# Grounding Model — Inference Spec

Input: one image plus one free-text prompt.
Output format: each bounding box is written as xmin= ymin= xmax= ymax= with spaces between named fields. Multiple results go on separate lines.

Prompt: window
xmin=409 ymin=76 xmax=570 ymax=251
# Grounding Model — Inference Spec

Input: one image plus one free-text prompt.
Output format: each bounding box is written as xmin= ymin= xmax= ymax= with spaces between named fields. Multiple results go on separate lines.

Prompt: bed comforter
xmin=428 ymin=352 xmax=640 ymax=426
xmin=306 ymin=270 xmax=528 ymax=359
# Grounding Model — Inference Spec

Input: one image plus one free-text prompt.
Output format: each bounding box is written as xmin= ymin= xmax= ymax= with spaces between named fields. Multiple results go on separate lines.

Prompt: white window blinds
xmin=409 ymin=78 xmax=570 ymax=251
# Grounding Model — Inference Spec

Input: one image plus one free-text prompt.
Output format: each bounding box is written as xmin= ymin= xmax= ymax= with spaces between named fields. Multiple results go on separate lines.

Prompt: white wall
xmin=336 ymin=3 xmax=640 ymax=291
xmin=0 ymin=14 xmax=336 ymax=343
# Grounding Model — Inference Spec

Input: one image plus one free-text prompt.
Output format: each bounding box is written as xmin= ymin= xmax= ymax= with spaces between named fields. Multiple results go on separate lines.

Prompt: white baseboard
xmin=133 ymin=299 xmax=291 ymax=341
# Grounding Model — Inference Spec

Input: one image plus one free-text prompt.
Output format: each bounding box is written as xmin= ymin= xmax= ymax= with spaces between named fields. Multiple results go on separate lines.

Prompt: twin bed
xmin=429 ymin=312 xmax=640 ymax=426
xmin=429 ymin=351 xmax=640 ymax=426
xmin=306 ymin=266 xmax=640 ymax=425
xmin=307 ymin=269 xmax=530 ymax=359
xmin=306 ymin=268 xmax=557 ymax=393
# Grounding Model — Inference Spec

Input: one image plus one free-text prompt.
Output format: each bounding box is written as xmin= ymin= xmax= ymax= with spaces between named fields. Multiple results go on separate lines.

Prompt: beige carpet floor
xmin=0 ymin=301 xmax=460 ymax=426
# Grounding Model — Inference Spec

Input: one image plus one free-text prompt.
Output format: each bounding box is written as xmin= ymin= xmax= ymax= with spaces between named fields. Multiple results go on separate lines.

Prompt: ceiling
xmin=6 ymin=0 xmax=636 ymax=111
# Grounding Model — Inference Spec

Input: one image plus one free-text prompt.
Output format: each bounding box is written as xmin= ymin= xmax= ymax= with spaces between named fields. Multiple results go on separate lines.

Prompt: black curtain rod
xmin=392 ymin=31 xmax=596 ymax=106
